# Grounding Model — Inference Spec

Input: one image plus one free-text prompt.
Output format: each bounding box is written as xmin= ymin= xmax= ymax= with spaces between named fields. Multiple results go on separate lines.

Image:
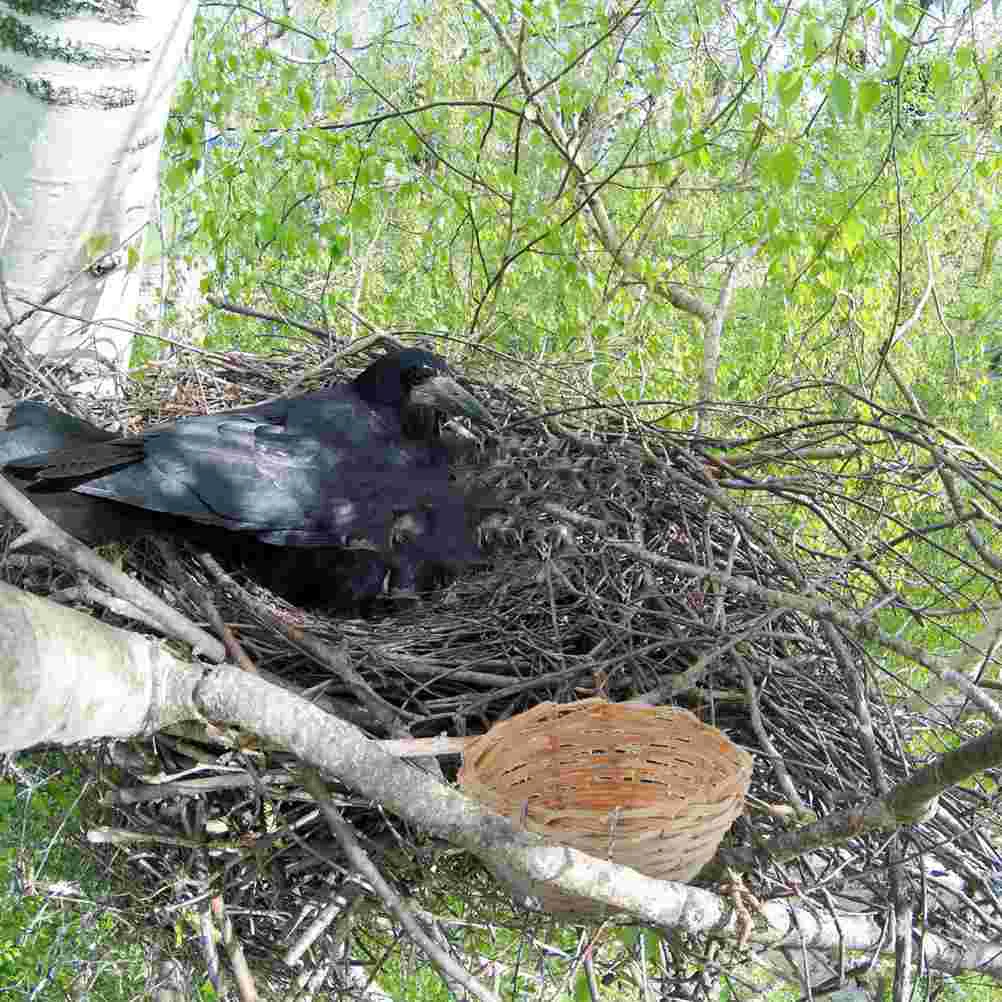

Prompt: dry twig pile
xmin=4 ymin=339 xmax=1002 ymax=997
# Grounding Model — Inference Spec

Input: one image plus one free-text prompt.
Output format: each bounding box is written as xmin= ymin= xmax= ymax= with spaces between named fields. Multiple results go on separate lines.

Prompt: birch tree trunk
xmin=0 ymin=0 xmax=196 ymax=393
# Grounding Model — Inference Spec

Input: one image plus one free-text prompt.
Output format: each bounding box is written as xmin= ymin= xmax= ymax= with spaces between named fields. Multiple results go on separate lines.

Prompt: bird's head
xmin=354 ymin=349 xmax=491 ymax=433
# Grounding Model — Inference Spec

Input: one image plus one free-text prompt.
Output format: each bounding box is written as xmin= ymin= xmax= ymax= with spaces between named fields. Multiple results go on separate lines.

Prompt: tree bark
xmin=0 ymin=582 xmax=199 ymax=750
xmin=0 ymin=0 xmax=196 ymax=389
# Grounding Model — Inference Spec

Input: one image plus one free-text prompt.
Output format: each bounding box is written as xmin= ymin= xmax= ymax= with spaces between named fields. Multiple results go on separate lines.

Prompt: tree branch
xmin=0 ymin=473 xmax=225 ymax=661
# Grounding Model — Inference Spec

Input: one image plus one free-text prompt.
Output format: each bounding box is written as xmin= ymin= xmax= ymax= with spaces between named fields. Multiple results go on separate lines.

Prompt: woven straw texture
xmin=458 ymin=698 xmax=754 ymax=917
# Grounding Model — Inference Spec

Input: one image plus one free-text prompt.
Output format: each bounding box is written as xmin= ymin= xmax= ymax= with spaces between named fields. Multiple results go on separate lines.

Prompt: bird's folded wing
xmin=1 ymin=388 xmax=487 ymax=564
xmin=66 ymin=415 xmax=466 ymax=549
xmin=0 ymin=402 xmax=121 ymax=468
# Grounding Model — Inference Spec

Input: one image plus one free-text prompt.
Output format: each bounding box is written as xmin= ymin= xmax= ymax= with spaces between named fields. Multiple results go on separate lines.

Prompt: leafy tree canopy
xmin=159 ymin=0 xmax=1001 ymax=426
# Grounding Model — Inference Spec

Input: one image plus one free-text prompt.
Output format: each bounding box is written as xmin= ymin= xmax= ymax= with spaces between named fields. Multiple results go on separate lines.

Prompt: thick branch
xmin=720 ymin=724 xmax=1002 ymax=871
xmin=0 ymin=583 xmax=201 ymax=750
xmin=0 ymin=473 xmax=225 ymax=661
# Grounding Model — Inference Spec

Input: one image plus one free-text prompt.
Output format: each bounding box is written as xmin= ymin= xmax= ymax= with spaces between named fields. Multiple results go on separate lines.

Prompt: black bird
xmin=0 ymin=349 xmax=490 ymax=608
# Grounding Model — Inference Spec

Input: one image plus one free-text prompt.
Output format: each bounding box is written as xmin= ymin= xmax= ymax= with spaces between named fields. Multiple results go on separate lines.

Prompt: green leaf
xmin=693 ymin=141 xmax=712 ymax=169
xmin=777 ymin=70 xmax=803 ymax=109
xmin=616 ymin=926 xmax=639 ymax=947
xmin=255 ymin=212 xmax=277 ymax=243
xmin=830 ymin=73 xmax=852 ymax=120
xmin=164 ymin=164 xmax=188 ymax=192
xmin=803 ymin=23 xmax=819 ymax=63
xmin=803 ymin=21 xmax=830 ymax=64
xmin=765 ymin=144 xmax=800 ymax=189
xmin=887 ymin=36 xmax=910 ymax=77
xmin=929 ymin=59 xmax=950 ymax=95
xmin=841 ymin=216 xmax=864 ymax=253
xmin=83 ymin=232 xmax=112 ymax=259
xmin=349 ymin=200 xmax=372 ymax=226
xmin=858 ymin=79 xmax=882 ymax=115
xmin=643 ymin=928 xmax=662 ymax=960
xmin=296 ymin=84 xmax=313 ymax=117
xmin=126 ymin=244 xmax=140 ymax=272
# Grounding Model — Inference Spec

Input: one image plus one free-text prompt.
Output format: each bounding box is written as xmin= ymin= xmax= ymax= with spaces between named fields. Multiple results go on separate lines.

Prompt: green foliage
xmin=159 ymin=0 xmax=997 ymax=429
xmin=0 ymin=754 xmax=147 ymax=1001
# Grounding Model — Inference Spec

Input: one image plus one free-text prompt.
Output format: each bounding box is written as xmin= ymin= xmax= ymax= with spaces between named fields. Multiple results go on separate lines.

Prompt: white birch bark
xmin=0 ymin=0 xmax=196 ymax=391
xmin=0 ymin=582 xmax=198 ymax=751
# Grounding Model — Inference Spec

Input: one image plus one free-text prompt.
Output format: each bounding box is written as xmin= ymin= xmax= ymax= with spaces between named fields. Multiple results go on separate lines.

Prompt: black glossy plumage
xmin=0 ymin=349 xmax=490 ymax=608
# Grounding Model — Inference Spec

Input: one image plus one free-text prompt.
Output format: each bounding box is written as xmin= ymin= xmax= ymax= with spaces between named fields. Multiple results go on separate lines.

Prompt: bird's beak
xmin=410 ymin=375 xmax=492 ymax=426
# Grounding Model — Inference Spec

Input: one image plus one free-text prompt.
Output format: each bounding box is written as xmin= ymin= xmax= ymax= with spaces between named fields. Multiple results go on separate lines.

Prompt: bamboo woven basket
xmin=458 ymin=698 xmax=754 ymax=917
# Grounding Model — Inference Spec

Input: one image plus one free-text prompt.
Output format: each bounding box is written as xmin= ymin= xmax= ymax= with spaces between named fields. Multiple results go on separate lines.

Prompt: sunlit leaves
xmin=157 ymin=0 xmax=996 ymax=431
xmin=671 ymin=91 xmax=689 ymax=133
xmin=254 ymin=211 xmax=277 ymax=245
xmin=929 ymin=58 xmax=951 ymax=95
xmin=975 ymin=156 xmax=1002 ymax=180
xmin=830 ymin=73 xmax=852 ymax=120
xmin=164 ymin=163 xmax=190 ymax=193
xmin=858 ymin=79 xmax=882 ymax=115
xmin=761 ymin=144 xmax=801 ymax=190
xmin=840 ymin=216 xmax=864 ymax=254
xmin=777 ymin=69 xmax=804 ymax=109
xmin=885 ymin=33 xmax=911 ymax=77
xmin=295 ymin=83 xmax=313 ymax=117
xmin=802 ymin=20 xmax=831 ymax=64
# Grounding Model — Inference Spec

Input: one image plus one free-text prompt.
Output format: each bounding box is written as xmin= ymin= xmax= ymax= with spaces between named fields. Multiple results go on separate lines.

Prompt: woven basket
xmin=458 ymin=698 xmax=753 ymax=917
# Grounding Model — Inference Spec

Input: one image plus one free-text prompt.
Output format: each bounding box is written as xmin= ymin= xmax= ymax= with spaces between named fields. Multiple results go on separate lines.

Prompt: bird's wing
xmin=0 ymin=402 xmax=121 ymax=468
xmin=72 ymin=408 xmax=461 ymax=547
xmin=0 ymin=403 xmax=194 ymax=545
xmin=2 ymin=387 xmax=484 ymax=561
xmin=223 ymin=384 xmax=405 ymax=441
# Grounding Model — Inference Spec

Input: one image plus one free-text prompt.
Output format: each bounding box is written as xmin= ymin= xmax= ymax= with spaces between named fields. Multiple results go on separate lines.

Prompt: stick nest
xmin=4 ymin=339 xmax=1002 ymax=996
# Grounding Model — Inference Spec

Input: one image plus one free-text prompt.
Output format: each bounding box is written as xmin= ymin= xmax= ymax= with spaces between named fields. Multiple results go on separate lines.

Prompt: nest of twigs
xmin=4 ymin=336 xmax=1002 ymax=996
